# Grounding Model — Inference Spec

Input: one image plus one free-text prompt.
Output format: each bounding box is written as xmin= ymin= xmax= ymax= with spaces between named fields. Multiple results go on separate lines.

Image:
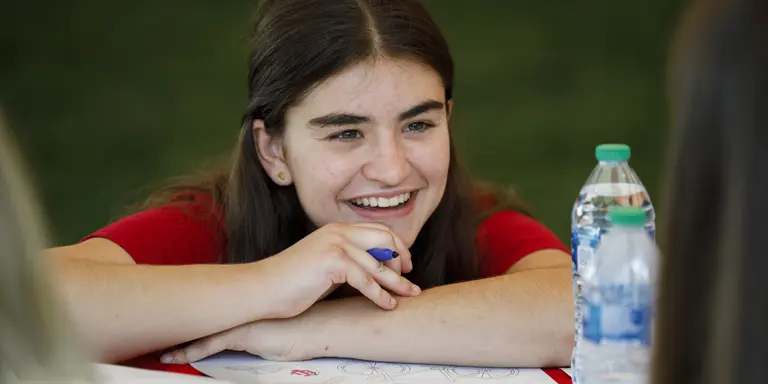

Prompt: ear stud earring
xmin=277 ymin=171 xmax=285 ymax=181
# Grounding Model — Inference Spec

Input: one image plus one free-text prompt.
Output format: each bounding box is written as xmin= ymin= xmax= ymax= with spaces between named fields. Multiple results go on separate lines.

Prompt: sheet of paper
xmin=94 ymin=363 xmax=232 ymax=383
xmin=191 ymin=352 xmax=561 ymax=384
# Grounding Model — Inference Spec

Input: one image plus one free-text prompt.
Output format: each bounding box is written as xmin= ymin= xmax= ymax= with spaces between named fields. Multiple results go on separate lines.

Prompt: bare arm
xmin=47 ymin=221 xmax=420 ymax=365
xmin=304 ymin=250 xmax=573 ymax=368
xmin=46 ymin=238 xmax=277 ymax=364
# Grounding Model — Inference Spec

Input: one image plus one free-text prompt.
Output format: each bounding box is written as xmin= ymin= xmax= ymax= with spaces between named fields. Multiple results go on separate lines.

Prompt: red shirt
xmin=82 ymin=193 xmax=569 ymax=377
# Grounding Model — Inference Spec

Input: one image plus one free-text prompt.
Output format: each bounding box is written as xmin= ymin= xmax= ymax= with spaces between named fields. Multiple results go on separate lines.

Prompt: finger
xmin=328 ymin=223 xmax=407 ymax=274
xmin=383 ymin=257 xmax=402 ymax=276
xmin=369 ymin=246 xmax=402 ymax=276
xmin=342 ymin=243 xmax=420 ymax=296
xmin=161 ymin=330 xmax=238 ymax=364
xmin=356 ymin=223 xmax=413 ymax=274
xmin=344 ymin=222 xmax=414 ymax=274
xmin=338 ymin=256 xmax=398 ymax=310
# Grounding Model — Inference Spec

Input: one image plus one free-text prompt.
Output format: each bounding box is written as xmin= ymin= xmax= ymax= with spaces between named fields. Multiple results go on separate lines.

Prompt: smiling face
xmin=255 ymin=57 xmax=451 ymax=246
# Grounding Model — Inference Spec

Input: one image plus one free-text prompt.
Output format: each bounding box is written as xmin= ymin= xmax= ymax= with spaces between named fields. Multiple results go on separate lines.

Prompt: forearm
xmin=48 ymin=257 xmax=275 ymax=363
xmin=310 ymin=267 xmax=573 ymax=368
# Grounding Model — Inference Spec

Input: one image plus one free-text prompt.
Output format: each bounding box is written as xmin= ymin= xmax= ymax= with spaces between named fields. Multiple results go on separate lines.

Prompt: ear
xmin=252 ymin=119 xmax=292 ymax=185
xmin=446 ymin=99 xmax=453 ymax=122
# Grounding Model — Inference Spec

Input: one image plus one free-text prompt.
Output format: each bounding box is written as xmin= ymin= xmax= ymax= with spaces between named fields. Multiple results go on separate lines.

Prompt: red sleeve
xmin=81 ymin=197 xmax=224 ymax=266
xmin=476 ymin=210 xmax=570 ymax=277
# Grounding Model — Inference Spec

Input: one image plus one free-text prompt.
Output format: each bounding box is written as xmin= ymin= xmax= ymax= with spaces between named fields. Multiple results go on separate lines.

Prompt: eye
xmin=328 ymin=130 xmax=363 ymax=142
xmin=403 ymin=121 xmax=435 ymax=133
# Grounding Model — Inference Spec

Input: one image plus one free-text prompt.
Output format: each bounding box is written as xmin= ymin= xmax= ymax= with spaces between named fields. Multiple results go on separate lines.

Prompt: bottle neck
xmin=612 ymin=225 xmax=645 ymax=233
xmin=597 ymin=160 xmax=628 ymax=166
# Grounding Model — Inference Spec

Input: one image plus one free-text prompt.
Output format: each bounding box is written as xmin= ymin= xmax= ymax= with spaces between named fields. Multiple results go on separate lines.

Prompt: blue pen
xmin=367 ymin=248 xmax=400 ymax=261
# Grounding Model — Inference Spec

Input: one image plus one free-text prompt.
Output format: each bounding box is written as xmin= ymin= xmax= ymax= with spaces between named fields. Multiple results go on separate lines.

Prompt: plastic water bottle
xmin=579 ymin=207 xmax=659 ymax=383
xmin=570 ymin=144 xmax=656 ymax=383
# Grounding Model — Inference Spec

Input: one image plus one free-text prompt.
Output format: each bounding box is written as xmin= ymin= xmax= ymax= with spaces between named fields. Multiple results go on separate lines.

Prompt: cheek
xmin=286 ymin=149 xmax=361 ymax=220
xmin=410 ymin=132 xmax=451 ymax=183
xmin=290 ymin=149 xmax=361 ymax=189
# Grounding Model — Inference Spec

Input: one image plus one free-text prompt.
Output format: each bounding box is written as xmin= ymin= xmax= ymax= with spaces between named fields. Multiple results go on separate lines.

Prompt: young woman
xmin=0 ymin=111 xmax=94 ymax=383
xmin=46 ymin=0 xmax=573 ymax=374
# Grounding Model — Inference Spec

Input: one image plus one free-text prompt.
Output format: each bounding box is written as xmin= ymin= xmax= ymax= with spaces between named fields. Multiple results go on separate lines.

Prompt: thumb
xmin=161 ymin=328 xmax=243 ymax=364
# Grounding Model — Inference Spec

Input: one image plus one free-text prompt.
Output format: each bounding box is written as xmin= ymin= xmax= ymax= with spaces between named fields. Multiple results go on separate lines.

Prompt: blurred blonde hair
xmin=0 ymin=110 xmax=93 ymax=383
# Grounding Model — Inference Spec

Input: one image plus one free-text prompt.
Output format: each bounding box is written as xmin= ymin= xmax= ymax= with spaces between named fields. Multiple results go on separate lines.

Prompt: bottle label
xmin=571 ymin=232 xmax=600 ymax=273
xmin=572 ymin=227 xmax=655 ymax=272
xmin=582 ymin=298 xmax=652 ymax=345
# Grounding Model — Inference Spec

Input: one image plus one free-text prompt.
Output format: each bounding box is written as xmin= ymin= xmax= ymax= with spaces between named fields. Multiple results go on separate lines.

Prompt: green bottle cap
xmin=610 ymin=206 xmax=646 ymax=227
xmin=595 ymin=144 xmax=631 ymax=162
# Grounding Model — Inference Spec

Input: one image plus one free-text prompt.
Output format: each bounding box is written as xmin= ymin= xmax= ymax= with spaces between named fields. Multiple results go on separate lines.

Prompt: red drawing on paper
xmin=291 ymin=369 xmax=318 ymax=377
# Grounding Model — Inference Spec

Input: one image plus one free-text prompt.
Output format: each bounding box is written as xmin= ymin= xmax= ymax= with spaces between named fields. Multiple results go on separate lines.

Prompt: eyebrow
xmin=307 ymin=100 xmax=445 ymax=128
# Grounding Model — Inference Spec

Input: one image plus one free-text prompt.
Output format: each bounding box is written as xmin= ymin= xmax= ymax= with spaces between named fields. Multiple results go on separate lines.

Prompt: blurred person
xmin=46 ymin=0 xmax=573 ymax=374
xmin=0 ymin=110 xmax=93 ymax=383
xmin=652 ymin=0 xmax=768 ymax=382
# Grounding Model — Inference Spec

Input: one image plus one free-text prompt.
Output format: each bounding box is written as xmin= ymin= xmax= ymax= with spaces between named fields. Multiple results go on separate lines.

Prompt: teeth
xmin=351 ymin=192 xmax=412 ymax=208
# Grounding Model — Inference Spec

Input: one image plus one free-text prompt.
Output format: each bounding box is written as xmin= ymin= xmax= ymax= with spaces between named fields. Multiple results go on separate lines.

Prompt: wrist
xmin=304 ymin=297 xmax=391 ymax=359
xmin=300 ymin=301 xmax=341 ymax=359
xmin=237 ymin=261 xmax=286 ymax=321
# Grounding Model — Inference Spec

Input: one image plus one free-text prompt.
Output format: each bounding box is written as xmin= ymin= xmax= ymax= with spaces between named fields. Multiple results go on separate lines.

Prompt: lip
xmin=345 ymin=190 xmax=418 ymax=220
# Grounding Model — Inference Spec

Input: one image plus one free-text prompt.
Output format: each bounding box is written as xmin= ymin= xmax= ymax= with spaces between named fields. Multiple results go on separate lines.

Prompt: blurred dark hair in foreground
xmin=653 ymin=0 xmax=768 ymax=382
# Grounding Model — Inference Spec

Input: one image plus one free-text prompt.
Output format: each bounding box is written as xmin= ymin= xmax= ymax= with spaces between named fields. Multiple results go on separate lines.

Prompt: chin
xmin=391 ymin=221 xmax=426 ymax=248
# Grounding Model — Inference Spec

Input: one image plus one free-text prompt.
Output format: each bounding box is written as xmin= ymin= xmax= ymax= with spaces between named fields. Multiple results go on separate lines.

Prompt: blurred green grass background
xmin=0 ymin=1 xmax=683 ymax=245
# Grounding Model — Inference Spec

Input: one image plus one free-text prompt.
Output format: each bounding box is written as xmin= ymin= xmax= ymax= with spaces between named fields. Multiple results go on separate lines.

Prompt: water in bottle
xmin=579 ymin=206 xmax=659 ymax=383
xmin=570 ymin=144 xmax=656 ymax=383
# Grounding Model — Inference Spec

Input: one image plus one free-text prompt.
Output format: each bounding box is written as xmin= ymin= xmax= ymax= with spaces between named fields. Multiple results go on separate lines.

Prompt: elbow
xmin=547 ymin=270 xmax=575 ymax=367
xmin=496 ymin=325 xmax=573 ymax=369
xmin=537 ymin=268 xmax=575 ymax=368
xmin=522 ymin=315 xmax=574 ymax=368
xmin=522 ymin=311 xmax=574 ymax=368
xmin=545 ymin=325 xmax=574 ymax=368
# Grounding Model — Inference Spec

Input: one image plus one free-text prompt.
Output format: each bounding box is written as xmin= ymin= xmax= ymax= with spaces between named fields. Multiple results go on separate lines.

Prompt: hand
xmin=162 ymin=318 xmax=309 ymax=364
xmin=251 ymin=222 xmax=420 ymax=319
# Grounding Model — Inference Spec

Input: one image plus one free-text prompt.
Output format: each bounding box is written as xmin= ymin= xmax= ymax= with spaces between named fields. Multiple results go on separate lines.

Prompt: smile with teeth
xmin=350 ymin=192 xmax=412 ymax=209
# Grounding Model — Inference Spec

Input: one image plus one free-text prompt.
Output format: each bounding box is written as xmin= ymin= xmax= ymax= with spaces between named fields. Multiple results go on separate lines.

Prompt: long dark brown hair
xmin=652 ymin=0 xmax=768 ymax=382
xmin=142 ymin=0 xmax=528 ymax=290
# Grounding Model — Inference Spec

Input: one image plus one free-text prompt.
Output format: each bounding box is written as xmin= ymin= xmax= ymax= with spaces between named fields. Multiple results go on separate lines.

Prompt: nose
xmin=361 ymin=135 xmax=411 ymax=186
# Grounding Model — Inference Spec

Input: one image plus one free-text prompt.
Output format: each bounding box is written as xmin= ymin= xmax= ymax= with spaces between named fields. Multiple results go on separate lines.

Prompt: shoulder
xmin=475 ymin=207 xmax=570 ymax=277
xmin=81 ymin=190 xmax=226 ymax=265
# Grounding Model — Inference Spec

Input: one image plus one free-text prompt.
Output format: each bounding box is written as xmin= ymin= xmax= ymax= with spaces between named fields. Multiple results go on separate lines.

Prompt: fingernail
xmin=160 ymin=353 xmax=175 ymax=364
xmin=390 ymin=297 xmax=397 ymax=307
xmin=392 ymin=252 xmax=400 ymax=259
xmin=412 ymin=284 xmax=421 ymax=294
